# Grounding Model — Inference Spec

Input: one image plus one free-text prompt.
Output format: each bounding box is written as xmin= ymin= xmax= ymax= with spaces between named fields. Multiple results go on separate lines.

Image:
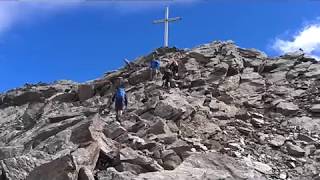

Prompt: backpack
xmin=163 ymin=69 xmax=173 ymax=79
xmin=151 ymin=60 xmax=160 ymax=69
xmin=115 ymin=88 xmax=126 ymax=102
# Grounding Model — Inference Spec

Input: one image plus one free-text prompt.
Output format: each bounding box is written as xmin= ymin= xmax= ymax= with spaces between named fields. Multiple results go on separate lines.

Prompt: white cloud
xmin=0 ymin=0 xmax=198 ymax=37
xmin=0 ymin=1 xmax=82 ymax=36
xmin=272 ymin=21 xmax=320 ymax=60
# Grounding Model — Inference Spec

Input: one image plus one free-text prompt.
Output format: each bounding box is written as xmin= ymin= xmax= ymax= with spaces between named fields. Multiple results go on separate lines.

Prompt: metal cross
xmin=153 ymin=7 xmax=182 ymax=47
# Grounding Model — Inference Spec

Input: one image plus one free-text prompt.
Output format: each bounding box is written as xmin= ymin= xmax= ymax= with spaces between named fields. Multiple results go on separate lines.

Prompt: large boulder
xmin=2 ymin=91 xmax=43 ymax=107
xmin=276 ymin=102 xmax=299 ymax=116
xmin=154 ymin=94 xmax=194 ymax=120
xmin=0 ymin=146 xmax=24 ymax=160
xmin=78 ymin=167 xmax=95 ymax=180
xmin=310 ymin=104 xmax=320 ymax=113
xmin=148 ymin=119 xmax=171 ymax=135
xmin=96 ymin=168 xmax=135 ymax=180
xmin=26 ymin=154 xmax=77 ymax=180
xmin=287 ymin=116 xmax=320 ymax=133
xmin=119 ymin=147 xmax=163 ymax=173
xmin=305 ymin=64 xmax=320 ymax=79
xmin=286 ymin=142 xmax=306 ymax=157
xmin=78 ymin=84 xmax=94 ymax=101
xmin=161 ymin=150 xmax=182 ymax=170
xmin=128 ymin=68 xmax=150 ymax=85
xmin=135 ymin=152 xmax=266 ymax=180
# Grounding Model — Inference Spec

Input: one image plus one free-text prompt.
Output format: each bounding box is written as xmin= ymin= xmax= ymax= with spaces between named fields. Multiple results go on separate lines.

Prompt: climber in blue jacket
xmin=150 ymin=55 xmax=161 ymax=81
xmin=112 ymin=84 xmax=128 ymax=121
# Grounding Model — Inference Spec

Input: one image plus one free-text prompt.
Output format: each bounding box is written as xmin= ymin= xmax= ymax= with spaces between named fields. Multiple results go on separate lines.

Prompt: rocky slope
xmin=1 ymin=41 xmax=320 ymax=180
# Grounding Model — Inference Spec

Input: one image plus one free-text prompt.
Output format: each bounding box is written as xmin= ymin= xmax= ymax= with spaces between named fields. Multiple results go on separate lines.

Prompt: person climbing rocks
xmin=124 ymin=58 xmax=140 ymax=70
xmin=162 ymin=68 xmax=173 ymax=89
xmin=298 ymin=48 xmax=305 ymax=60
xmin=150 ymin=55 xmax=161 ymax=81
xmin=258 ymin=58 xmax=267 ymax=75
xmin=112 ymin=84 xmax=128 ymax=122
xmin=168 ymin=58 xmax=179 ymax=78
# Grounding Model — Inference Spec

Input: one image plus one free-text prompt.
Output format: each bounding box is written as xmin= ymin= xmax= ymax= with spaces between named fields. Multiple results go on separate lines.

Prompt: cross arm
xmin=168 ymin=17 xmax=182 ymax=22
xmin=153 ymin=17 xmax=182 ymax=24
xmin=153 ymin=19 xmax=165 ymax=24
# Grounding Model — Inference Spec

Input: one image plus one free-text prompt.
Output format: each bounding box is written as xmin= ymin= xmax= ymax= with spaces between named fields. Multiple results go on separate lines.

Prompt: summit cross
xmin=153 ymin=7 xmax=182 ymax=47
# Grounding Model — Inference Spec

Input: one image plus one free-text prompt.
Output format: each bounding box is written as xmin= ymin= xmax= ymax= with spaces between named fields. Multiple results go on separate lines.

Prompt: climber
xmin=124 ymin=58 xmax=139 ymax=70
xmin=168 ymin=58 xmax=179 ymax=78
xmin=124 ymin=58 xmax=133 ymax=69
xmin=258 ymin=58 xmax=267 ymax=75
xmin=162 ymin=68 xmax=173 ymax=89
xmin=150 ymin=55 xmax=161 ymax=81
xmin=112 ymin=84 xmax=128 ymax=121
xmin=298 ymin=48 xmax=305 ymax=60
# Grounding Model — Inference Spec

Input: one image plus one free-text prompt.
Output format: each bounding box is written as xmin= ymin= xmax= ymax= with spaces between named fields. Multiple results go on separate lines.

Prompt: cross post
xmin=153 ymin=7 xmax=181 ymax=47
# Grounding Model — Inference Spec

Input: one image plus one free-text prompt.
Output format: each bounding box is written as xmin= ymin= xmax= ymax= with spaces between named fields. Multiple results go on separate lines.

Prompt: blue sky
xmin=0 ymin=0 xmax=320 ymax=92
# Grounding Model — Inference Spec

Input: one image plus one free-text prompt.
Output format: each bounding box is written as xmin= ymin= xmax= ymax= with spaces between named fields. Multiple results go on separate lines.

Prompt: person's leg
xmin=168 ymin=78 xmax=172 ymax=89
xmin=174 ymin=68 xmax=179 ymax=78
xmin=116 ymin=109 xmax=119 ymax=121
xmin=150 ymin=68 xmax=153 ymax=81
xmin=165 ymin=78 xmax=169 ymax=88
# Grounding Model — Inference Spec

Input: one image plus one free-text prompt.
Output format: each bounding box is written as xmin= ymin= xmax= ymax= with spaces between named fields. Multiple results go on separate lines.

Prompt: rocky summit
xmin=1 ymin=40 xmax=320 ymax=180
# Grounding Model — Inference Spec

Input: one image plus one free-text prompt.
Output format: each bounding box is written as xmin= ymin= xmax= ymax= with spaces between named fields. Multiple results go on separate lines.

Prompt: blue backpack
xmin=151 ymin=60 xmax=160 ymax=70
xmin=115 ymin=88 xmax=126 ymax=102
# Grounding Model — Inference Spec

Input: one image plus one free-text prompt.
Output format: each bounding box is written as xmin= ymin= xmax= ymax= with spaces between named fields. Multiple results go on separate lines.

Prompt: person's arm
xmin=112 ymin=93 xmax=115 ymax=102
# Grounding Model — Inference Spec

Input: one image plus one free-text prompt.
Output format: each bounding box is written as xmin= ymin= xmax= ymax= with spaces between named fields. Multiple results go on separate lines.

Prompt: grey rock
xmin=128 ymin=68 xmax=150 ymax=85
xmin=148 ymin=119 xmax=171 ymax=135
xmin=48 ymin=112 xmax=81 ymax=123
xmin=243 ymin=157 xmax=273 ymax=175
xmin=297 ymin=134 xmax=315 ymax=143
xmin=276 ymin=102 xmax=299 ymax=116
xmin=252 ymin=161 xmax=272 ymax=175
xmin=286 ymin=142 xmax=306 ymax=157
xmin=149 ymin=133 xmax=177 ymax=145
xmin=120 ymin=147 xmax=163 ymax=172
xmin=116 ymin=162 xmax=145 ymax=175
xmin=78 ymin=84 xmax=94 ymax=101
xmin=237 ymin=127 xmax=253 ymax=136
xmin=96 ymin=168 xmax=135 ymax=180
xmin=136 ymin=152 xmax=266 ymax=180
xmin=310 ymin=104 xmax=320 ymax=113
xmin=104 ymin=123 xmax=128 ymax=140
xmin=279 ymin=172 xmax=287 ymax=179
xmin=0 ymin=146 xmax=24 ymax=160
xmin=305 ymin=64 xmax=320 ymax=79
xmin=167 ymin=140 xmax=192 ymax=160
xmin=26 ymin=154 xmax=77 ymax=180
xmin=190 ymin=79 xmax=206 ymax=87
xmin=154 ymin=94 xmax=193 ymax=120
xmin=269 ymin=135 xmax=286 ymax=147
xmin=251 ymin=118 xmax=265 ymax=128
xmin=78 ymin=167 xmax=95 ymax=180
xmin=281 ymin=50 xmax=304 ymax=59
xmin=48 ymin=92 xmax=77 ymax=102
xmin=161 ymin=150 xmax=182 ymax=170
xmin=1 ymin=41 xmax=320 ymax=180
xmin=288 ymin=116 xmax=320 ymax=132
